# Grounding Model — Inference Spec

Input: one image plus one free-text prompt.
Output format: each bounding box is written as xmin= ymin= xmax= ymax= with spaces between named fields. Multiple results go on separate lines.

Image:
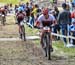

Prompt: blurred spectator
xmin=71 ymin=5 xmax=75 ymax=23
xmin=15 ymin=5 xmax=18 ymax=13
xmin=53 ymin=6 xmax=60 ymax=40
xmin=57 ymin=3 xmax=71 ymax=46
xmin=9 ymin=3 xmax=13 ymax=13
xmin=25 ymin=6 xmax=30 ymax=23
xmin=31 ymin=4 xmax=39 ymax=19
xmin=69 ymin=19 xmax=75 ymax=45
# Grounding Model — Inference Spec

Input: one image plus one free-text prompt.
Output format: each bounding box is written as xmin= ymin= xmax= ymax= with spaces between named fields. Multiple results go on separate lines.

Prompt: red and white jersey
xmin=37 ymin=14 xmax=55 ymax=27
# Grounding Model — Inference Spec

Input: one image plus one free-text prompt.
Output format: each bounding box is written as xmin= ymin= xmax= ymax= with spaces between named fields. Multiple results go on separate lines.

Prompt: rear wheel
xmin=21 ymin=25 xmax=26 ymax=41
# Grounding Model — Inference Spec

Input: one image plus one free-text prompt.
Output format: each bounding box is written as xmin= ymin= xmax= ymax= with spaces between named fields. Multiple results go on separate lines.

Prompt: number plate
xmin=43 ymin=26 xmax=50 ymax=30
xmin=2 ymin=15 xmax=4 ymax=17
xmin=20 ymin=22 xmax=24 ymax=26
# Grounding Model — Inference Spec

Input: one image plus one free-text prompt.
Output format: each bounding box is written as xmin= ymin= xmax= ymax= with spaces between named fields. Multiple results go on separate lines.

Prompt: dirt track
xmin=0 ymin=41 xmax=75 ymax=65
xmin=0 ymin=20 xmax=75 ymax=65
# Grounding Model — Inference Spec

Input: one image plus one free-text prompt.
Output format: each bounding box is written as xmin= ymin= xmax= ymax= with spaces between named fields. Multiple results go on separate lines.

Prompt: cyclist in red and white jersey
xmin=35 ymin=8 xmax=56 ymax=49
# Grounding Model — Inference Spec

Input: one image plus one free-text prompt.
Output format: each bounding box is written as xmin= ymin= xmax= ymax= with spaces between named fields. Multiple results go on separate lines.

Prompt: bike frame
xmin=42 ymin=26 xmax=52 ymax=60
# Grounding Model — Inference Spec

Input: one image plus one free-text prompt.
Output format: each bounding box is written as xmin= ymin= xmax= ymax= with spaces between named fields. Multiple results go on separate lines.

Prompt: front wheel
xmin=46 ymin=33 xmax=51 ymax=60
xmin=48 ymin=45 xmax=51 ymax=60
xmin=43 ymin=33 xmax=51 ymax=60
xmin=42 ymin=34 xmax=47 ymax=57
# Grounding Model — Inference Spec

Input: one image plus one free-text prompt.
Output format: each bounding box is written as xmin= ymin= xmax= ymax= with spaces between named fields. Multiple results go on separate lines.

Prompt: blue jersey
xmin=18 ymin=6 xmax=24 ymax=12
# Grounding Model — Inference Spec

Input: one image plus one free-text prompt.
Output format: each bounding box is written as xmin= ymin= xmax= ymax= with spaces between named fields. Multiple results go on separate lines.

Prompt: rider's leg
xmin=18 ymin=23 xmax=22 ymax=39
xmin=40 ymin=30 xmax=45 ymax=48
xmin=20 ymin=28 xmax=22 ymax=39
xmin=50 ymin=33 xmax=53 ymax=52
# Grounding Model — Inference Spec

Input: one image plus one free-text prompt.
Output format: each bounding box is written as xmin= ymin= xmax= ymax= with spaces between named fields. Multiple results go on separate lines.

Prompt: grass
xmin=0 ymin=0 xmax=30 ymax=4
xmin=25 ymin=24 xmax=39 ymax=36
xmin=32 ymin=38 xmax=75 ymax=56
xmin=53 ymin=40 xmax=75 ymax=56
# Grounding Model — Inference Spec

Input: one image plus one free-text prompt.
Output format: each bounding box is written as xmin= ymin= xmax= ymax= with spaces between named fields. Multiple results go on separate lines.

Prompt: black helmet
xmin=62 ymin=3 xmax=66 ymax=9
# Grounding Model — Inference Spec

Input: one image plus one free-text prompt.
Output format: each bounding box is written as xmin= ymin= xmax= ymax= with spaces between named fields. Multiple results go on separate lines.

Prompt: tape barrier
xmin=51 ymin=33 xmax=75 ymax=40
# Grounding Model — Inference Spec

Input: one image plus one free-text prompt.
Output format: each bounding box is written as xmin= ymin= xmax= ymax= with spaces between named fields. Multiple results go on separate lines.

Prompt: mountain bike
xmin=42 ymin=26 xmax=52 ymax=60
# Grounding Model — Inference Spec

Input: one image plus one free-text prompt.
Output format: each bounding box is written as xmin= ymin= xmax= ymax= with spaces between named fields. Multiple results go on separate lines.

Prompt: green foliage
xmin=0 ymin=0 xmax=29 ymax=4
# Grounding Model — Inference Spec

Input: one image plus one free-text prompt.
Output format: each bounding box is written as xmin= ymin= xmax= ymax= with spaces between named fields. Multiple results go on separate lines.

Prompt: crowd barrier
xmin=51 ymin=33 xmax=75 ymax=40
xmin=51 ymin=32 xmax=75 ymax=47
